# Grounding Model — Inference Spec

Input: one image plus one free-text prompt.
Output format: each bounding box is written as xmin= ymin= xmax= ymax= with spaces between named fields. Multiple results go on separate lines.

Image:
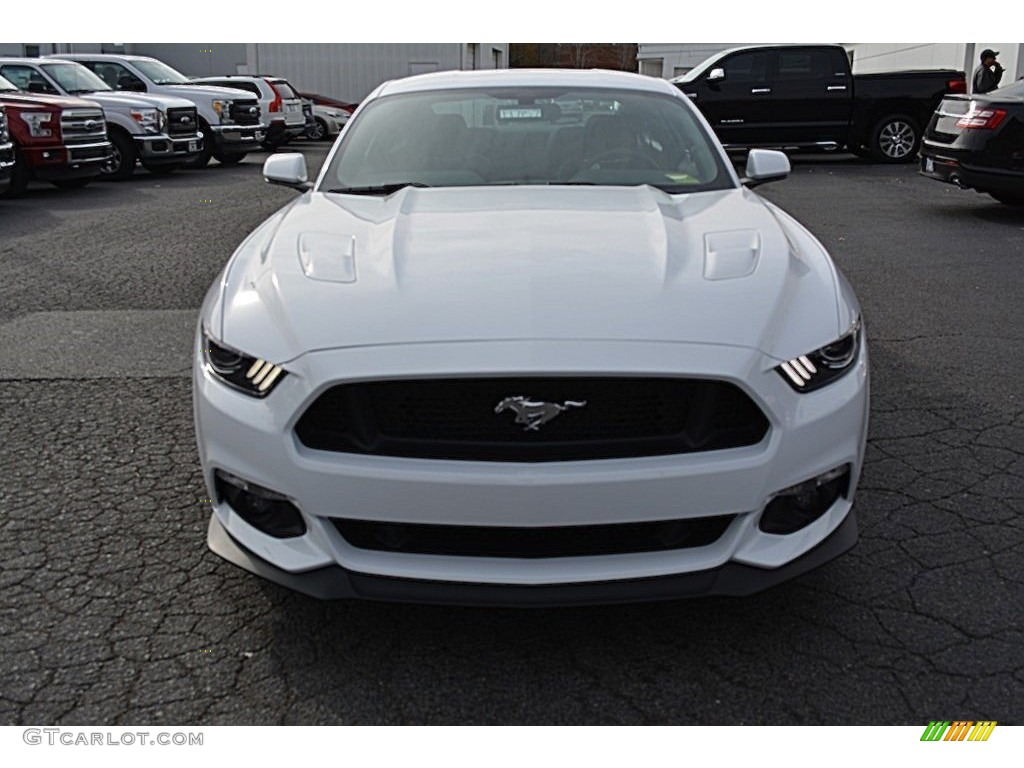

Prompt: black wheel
xmin=870 ymin=114 xmax=920 ymax=163
xmin=142 ymin=163 xmax=180 ymax=176
xmin=183 ymin=122 xmax=214 ymax=169
xmin=0 ymin=149 xmax=30 ymax=198
xmin=51 ymin=178 xmax=92 ymax=190
xmin=100 ymin=129 xmax=137 ymax=180
xmin=213 ymin=152 xmax=246 ymax=166
xmin=990 ymin=192 xmax=1024 ymax=206
xmin=307 ymin=118 xmax=327 ymax=141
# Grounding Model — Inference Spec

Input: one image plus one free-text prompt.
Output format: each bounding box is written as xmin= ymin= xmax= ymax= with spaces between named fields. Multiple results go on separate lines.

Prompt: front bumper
xmin=194 ymin=338 xmax=869 ymax=603
xmin=266 ymin=120 xmax=307 ymax=142
xmin=208 ymin=508 xmax=859 ymax=605
xmin=208 ymin=122 xmax=266 ymax=151
xmin=22 ymin=141 xmax=112 ymax=181
xmin=920 ymin=149 xmax=1024 ymax=196
xmin=135 ymin=131 xmax=204 ymax=165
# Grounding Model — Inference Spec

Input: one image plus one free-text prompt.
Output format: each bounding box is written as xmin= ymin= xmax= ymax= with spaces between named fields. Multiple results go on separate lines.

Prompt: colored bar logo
xmin=920 ymin=721 xmax=997 ymax=741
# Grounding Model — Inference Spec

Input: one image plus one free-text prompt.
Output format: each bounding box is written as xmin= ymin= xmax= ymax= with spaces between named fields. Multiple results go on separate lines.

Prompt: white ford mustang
xmin=194 ymin=69 xmax=869 ymax=605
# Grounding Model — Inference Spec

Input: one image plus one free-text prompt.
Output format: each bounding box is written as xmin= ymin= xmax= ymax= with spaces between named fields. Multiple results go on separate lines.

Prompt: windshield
xmin=271 ymin=80 xmax=297 ymax=99
xmin=321 ymin=87 xmax=732 ymax=194
xmin=0 ymin=73 xmax=17 ymax=91
xmin=41 ymin=62 xmax=110 ymax=93
xmin=132 ymin=59 xmax=189 ymax=85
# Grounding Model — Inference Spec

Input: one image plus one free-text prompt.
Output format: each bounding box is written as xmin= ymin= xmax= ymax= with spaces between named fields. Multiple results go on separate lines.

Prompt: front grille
xmin=228 ymin=99 xmax=261 ymax=126
xmin=166 ymin=106 xmax=198 ymax=136
xmin=0 ymin=105 xmax=10 ymax=145
xmin=296 ymin=377 xmax=769 ymax=462
xmin=332 ymin=514 xmax=736 ymax=558
xmin=60 ymin=109 xmax=106 ymax=144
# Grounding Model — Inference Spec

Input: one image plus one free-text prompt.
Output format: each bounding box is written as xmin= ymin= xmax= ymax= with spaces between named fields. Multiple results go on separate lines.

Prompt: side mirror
xmin=708 ymin=67 xmax=726 ymax=82
xmin=264 ymin=153 xmax=312 ymax=192
xmin=742 ymin=149 xmax=790 ymax=188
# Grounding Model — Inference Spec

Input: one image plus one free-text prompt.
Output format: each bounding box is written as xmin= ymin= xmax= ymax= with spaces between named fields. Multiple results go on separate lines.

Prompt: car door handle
xmin=750 ymin=88 xmax=771 ymax=94
xmin=827 ymin=85 xmax=847 ymax=91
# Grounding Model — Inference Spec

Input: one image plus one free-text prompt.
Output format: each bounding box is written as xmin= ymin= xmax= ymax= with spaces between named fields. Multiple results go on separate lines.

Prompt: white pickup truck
xmin=0 ymin=57 xmax=203 ymax=179
xmin=53 ymin=53 xmax=266 ymax=167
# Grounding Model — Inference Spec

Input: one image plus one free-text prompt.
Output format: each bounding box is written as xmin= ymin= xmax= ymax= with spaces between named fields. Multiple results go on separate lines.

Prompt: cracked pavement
xmin=0 ymin=146 xmax=1021 ymax=724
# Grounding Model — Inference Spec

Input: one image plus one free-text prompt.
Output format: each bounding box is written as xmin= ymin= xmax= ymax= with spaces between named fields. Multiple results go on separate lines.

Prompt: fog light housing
xmin=759 ymin=465 xmax=850 ymax=534
xmin=214 ymin=470 xmax=306 ymax=538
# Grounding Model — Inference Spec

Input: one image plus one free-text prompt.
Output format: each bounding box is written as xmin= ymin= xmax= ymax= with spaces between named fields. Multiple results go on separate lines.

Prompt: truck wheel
xmin=183 ymin=122 xmax=214 ymax=169
xmin=214 ymin=152 xmax=246 ymax=166
xmin=0 ymin=150 xmax=30 ymax=198
xmin=870 ymin=115 xmax=920 ymax=163
xmin=101 ymin=129 xmax=137 ymax=180
xmin=990 ymin=192 xmax=1024 ymax=206
xmin=52 ymin=178 xmax=92 ymax=190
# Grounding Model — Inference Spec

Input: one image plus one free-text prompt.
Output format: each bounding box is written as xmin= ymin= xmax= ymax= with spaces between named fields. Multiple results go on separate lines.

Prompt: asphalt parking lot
xmin=1 ymin=144 xmax=1022 ymax=725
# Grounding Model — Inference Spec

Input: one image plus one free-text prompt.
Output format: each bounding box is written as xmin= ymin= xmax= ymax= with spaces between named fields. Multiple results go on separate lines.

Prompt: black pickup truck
xmin=675 ymin=44 xmax=966 ymax=162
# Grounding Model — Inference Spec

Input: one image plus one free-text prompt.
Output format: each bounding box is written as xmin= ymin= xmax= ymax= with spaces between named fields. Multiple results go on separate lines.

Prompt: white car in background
xmin=194 ymin=69 xmax=869 ymax=605
xmin=305 ymin=102 xmax=348 ymax=141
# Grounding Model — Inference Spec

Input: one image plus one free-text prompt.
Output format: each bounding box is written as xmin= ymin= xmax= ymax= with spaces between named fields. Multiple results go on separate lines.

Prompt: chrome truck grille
xmin=60 ymin=109 xmax=107 ymax=144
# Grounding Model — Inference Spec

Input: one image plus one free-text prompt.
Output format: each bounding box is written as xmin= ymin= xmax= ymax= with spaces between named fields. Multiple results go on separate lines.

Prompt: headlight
xmin=202 ymin=328 xmax=287 ymax=397
xmin=19 ymin=111 xmax=54 ymax=138
xmin=212 ymin=99 xmax=233 ymax=124
xmin=776 ymin=318 xmax=862 ymax=392
xmin=130 ymin=108 xmax=164 ymax=134
xmin=325 ymin=110 xmax=342 ymax=118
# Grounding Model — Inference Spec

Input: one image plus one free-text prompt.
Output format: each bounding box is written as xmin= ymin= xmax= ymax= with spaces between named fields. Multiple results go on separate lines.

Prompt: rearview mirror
xmin=708 ymin=67 xmax=725 ymax=82
xmin=742 ymin=149 xmax=790 ymax=188
xmin=264 ymin=153 xmax=312 ymax=192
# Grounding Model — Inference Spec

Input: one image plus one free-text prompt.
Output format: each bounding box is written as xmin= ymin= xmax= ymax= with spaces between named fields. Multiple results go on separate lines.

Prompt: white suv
xmin=192 ymin=75 xmax=305 ymax=148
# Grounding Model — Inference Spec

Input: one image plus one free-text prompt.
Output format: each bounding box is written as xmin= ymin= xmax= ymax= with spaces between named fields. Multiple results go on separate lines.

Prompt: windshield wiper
xmin=326 ymin=182 xmax=431 ymax=196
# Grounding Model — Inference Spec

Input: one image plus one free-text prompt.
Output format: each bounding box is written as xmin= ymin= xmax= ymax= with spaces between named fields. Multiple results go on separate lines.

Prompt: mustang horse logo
xmin=494 ymin=396 xmax=587 ymax=432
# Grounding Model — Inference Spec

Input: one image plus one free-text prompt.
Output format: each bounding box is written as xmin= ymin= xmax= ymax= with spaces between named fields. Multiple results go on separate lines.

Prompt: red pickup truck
xmin=0 ymin=72 xmax=112 ymax=197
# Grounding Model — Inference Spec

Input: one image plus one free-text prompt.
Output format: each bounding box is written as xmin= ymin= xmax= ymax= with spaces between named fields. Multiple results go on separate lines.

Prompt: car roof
xmin=51 ymin=53 xmax=156 ymax=62
xmin=376 ymin=68 xmax=680 ymax=98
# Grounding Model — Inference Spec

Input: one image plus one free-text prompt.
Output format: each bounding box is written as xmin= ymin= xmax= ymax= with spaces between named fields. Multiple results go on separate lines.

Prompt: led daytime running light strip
xmin=780 ymin=355 xmax=818 ymax=388
xmin=245 ymin=359 xmax=284 ymax=392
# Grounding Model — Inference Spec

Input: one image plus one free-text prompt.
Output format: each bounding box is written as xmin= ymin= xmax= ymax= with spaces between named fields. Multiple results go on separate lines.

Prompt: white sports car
xmin=194 ymin=69 xmax=869 ymax=605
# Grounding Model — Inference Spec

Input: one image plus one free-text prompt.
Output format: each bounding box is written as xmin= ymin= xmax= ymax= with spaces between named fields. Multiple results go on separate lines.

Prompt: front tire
xmin=0 ymin=149 xmax=30 ymax=198
xmin=100 ymin=129 xmax=137 ymax=180
xmin=307 ymin=117 xmax=327 ymax=141
xmin=183 ymin=122 xmax=214 ymax=169
xmin=870 ymin=114 xmax=920 ymax=163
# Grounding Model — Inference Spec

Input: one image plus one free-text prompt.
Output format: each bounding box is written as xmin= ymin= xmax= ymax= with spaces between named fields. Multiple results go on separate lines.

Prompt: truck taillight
xmin=947 ymin=78 xmax=967 ymax=94
xmin=265 ymin=79 xmax=282 ymax=113
xmin=956 ymin=106 xmax=1007 ymax=129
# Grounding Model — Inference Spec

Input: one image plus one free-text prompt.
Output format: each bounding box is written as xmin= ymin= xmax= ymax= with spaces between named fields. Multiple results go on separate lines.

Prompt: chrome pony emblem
xmin=494 ymin=396 xmax=587 ymax=432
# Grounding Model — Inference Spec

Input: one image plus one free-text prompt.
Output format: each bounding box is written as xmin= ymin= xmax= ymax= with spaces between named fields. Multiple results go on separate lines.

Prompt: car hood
xmin=75 ymin=91 xmax=195 ymax=110
xmin=212 ymin=186 xmax=850 ymax=364
xmin=0 ymin=91 xmax=102 ymax=109
xmin=162 ymin=84 xmax=257 ymax=101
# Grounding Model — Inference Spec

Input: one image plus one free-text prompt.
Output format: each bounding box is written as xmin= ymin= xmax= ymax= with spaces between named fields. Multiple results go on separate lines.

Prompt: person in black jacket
xmin=973 ymin=49 xmax=1004 ymax=94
